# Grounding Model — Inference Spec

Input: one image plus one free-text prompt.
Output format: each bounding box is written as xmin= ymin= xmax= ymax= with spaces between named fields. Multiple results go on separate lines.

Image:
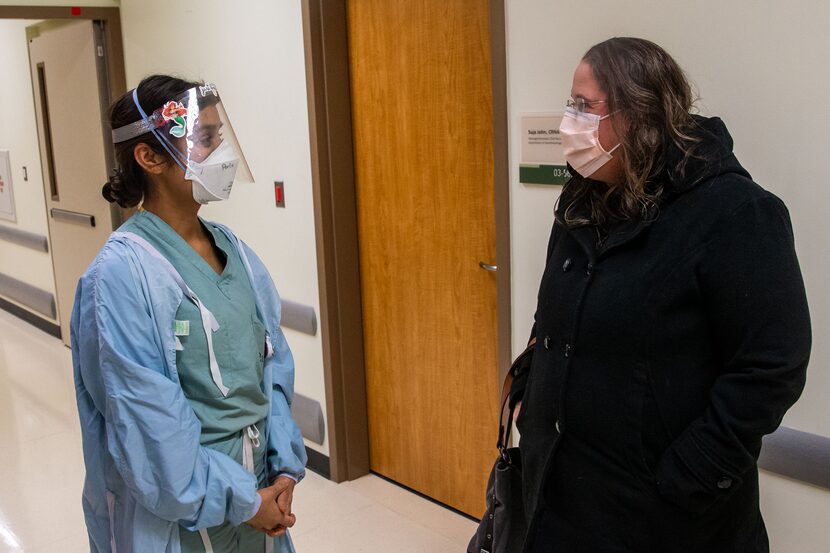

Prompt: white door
xmin=29 ymin=20 xmax=115 ymax=346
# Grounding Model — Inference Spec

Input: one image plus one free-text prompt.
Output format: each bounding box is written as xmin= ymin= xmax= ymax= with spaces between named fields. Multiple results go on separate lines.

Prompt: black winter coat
xmin=513 ymin=116 xmax=811 ymax=553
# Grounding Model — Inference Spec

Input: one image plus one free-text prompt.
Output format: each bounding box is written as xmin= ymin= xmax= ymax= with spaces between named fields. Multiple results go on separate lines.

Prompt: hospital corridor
xmin=0 ymin=1 xmax=829 ymax=553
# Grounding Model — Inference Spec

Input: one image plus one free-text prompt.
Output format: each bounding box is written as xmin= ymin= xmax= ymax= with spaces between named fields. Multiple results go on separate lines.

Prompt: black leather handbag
xmin=467 ymin=347 xmax=532 ymax=553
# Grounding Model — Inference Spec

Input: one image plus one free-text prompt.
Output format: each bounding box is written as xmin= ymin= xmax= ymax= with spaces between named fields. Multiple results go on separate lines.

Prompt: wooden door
xmin=29 ymin=20 xmax=114 ymax=346
xmin=348 ymin=0 xmax=499 ymax=516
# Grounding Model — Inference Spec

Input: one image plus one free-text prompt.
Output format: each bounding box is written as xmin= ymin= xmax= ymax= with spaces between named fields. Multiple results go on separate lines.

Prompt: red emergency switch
xmin=71 ymin=7 xmax=82 ymax=16
xmin=274 ymin=181 xmax=285 ymax=208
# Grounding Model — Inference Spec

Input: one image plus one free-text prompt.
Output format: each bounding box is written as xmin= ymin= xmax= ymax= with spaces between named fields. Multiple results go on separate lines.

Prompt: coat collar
xmin=556 ymin=115 xmax=750 ymax=262
xmin=565 ymin=217 xmax=655 ymax=263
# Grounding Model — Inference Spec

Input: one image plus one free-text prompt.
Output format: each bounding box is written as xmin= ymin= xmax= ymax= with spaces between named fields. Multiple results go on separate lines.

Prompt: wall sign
xmin=519 ymin=113 xmax=571 ymax=186
xmin=0 ymin=151 xmax=16 ymax=222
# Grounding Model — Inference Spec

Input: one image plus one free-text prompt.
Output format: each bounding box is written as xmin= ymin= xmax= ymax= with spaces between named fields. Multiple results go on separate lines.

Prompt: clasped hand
xmin=246 ymin=476 xmax=297 ymax=537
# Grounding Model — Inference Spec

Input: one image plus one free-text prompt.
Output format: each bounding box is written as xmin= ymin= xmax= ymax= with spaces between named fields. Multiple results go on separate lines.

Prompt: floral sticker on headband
xmin=161 ymin=101 xmax=188 ymax=138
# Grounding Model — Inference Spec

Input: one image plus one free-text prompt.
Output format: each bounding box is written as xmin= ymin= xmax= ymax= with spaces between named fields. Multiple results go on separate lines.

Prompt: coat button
xmin=564 ymin=343 xmax=572 ymax=358
xmin=586 ymin=263 xmax=594 ymax=276
xmin=544 ymin=336 xmax=551 ymax=350
xmin=562 ymin=258 xmax=573 ymax=272
xmin=717 ymin=477 xmax=733 ymax=490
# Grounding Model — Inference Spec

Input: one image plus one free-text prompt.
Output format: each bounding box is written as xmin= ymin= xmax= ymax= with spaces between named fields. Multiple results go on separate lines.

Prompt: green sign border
xmin=519 ymin=164 xmax=571 ymax=186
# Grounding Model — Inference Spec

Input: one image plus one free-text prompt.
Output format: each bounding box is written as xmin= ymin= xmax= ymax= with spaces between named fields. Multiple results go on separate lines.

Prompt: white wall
xmin=505 ymin=1 xmax=830 ymax=550
xmin=119 ymin=0 xmax=327 ymax=455
xmin=0 ymin=19 xmax=57 ymax=319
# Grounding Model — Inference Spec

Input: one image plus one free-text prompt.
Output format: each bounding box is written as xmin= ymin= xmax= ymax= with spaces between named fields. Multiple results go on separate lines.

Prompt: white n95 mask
xmin=186 ymin=140 xmax=240 ymax=204
xmin=559 ymin=107 xmax=620 ymax=178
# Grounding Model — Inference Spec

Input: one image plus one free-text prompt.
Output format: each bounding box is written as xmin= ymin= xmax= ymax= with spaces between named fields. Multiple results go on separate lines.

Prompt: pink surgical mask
xmin=559 ymin=107 xmax=620 ymax=178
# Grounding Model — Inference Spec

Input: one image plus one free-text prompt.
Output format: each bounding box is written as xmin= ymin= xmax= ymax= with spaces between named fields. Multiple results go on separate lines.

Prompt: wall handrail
xmin=0 ymin=272 xmax=56 ymax=319
xmin=759 ymin=426 xmax=830 ymax=490
xmin=281 ymin=299 xmax=317 ymax=336
xmin=0 ymin=225 xmax=48 ymax=252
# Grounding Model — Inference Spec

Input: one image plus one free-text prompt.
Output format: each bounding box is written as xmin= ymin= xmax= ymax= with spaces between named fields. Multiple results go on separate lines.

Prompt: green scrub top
xmin=120 ymin=211 xmax=273 ymax=552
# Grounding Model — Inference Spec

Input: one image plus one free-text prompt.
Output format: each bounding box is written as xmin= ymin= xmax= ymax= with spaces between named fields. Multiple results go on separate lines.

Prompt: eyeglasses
xmin=566 ymin=97 xmax=608 ymax=114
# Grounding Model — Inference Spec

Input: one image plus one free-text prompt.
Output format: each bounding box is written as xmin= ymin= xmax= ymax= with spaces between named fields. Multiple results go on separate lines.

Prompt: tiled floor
xmin=0 ymin=308 xmax=475 ymax=552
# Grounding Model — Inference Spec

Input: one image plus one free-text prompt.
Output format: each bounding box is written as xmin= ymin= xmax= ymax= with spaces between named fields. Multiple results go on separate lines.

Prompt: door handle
xmin=479 ymin=261 xmax=498 ymax=272
xmin=50 ymin=208 xmax=96 ymax=227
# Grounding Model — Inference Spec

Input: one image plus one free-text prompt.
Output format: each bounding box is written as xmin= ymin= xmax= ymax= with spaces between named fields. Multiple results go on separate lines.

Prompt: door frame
xmin=0 ymin=5 xmax=128 ymax=231
xmin=302 ymin=0 xmax=511 ymax=483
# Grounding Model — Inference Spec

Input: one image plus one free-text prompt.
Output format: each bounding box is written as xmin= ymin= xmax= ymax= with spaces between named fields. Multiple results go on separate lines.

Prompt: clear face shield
xmin=112 ymin=83 xmax=252 ymax=204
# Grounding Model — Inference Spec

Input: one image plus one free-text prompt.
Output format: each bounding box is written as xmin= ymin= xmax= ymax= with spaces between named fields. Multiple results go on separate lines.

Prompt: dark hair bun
xmin=102 ymin=168 xmax=143 ymax=208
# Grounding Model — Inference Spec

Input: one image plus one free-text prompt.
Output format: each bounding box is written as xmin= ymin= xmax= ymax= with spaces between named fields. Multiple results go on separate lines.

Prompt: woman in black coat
xmin=512 ymin=37 xmax=811 ymax=553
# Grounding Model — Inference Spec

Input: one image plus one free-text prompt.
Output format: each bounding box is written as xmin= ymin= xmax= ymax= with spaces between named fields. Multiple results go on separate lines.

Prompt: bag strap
xmin=497 ymin=338 xmax=536 ymax=457
xmin=478 ymin=340 xmax=536 ymax=553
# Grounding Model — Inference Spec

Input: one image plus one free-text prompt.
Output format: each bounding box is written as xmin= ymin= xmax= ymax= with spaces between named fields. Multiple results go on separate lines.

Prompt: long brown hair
xmin=561 ymin=37 xmax=700 ymax=227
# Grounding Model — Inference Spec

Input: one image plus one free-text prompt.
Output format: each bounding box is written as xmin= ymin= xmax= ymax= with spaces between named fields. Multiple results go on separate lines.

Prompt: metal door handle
xmin=479 ymin=261 xmax=498 ymax=272
xmin=50 ymin=208 xmax=96 ymax=227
